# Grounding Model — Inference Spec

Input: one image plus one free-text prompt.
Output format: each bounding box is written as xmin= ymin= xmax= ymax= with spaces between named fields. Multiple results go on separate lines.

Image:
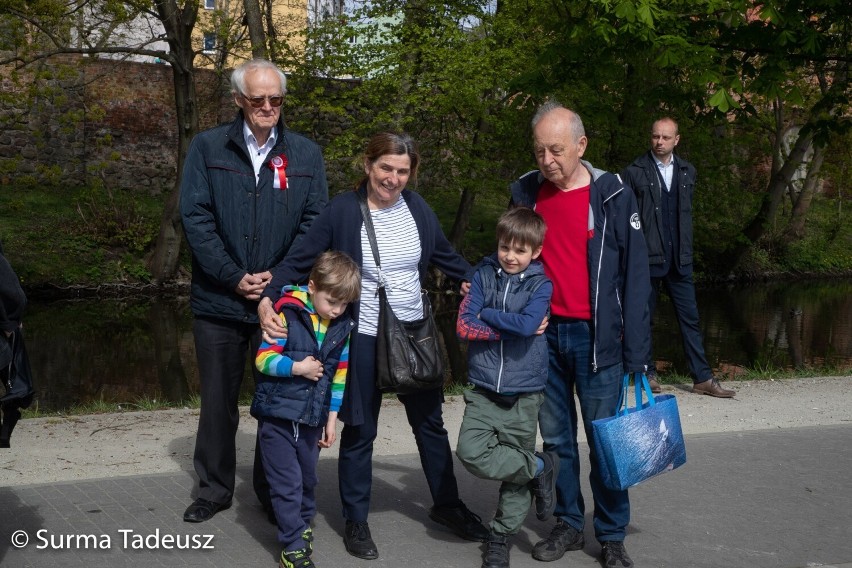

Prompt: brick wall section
xmin=0 ymin=55 xmax=363 ymax=195
xmin=0 ymin=55 xmax=231 ymax=193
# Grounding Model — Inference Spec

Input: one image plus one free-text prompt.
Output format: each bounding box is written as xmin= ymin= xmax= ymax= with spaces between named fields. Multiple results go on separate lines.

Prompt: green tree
xmin=516 ymin=0 xmax=850 ymax=272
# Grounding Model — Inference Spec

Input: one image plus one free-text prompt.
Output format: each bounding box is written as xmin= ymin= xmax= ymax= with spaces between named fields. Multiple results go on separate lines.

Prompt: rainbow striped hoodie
xmin=252 ymin=286 xmax=354 ymax=426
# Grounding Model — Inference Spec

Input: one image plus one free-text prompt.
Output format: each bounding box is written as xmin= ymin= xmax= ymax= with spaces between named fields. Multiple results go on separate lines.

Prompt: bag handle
xmin=358 ymin=192 xmax=381 ymax=271
xmin=358 ymin=192 xmax=387 ymax=290
xmin=357 ymin=190 xmax=430 ymax=316
xmin=615 ymin=373 xmax=656 ymax=417
xmin=634 ymin=372 xmax=656 ymax=408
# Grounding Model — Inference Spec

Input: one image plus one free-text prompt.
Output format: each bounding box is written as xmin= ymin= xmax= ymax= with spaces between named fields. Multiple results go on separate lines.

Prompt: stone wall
xmin=0 ymin=56 xmax=231 ymax=194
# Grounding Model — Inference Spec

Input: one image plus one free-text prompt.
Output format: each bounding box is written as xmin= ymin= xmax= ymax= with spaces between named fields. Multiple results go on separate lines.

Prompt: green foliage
xmin=781 ymin=200 xmax=852 ymax=272
xmin=75 ymin=185 xmax=159 ymax=255
xmin=0 ymin=184 xmax=160 ymax=286
xmin=2 ymin=0 xmax=850 ymax=283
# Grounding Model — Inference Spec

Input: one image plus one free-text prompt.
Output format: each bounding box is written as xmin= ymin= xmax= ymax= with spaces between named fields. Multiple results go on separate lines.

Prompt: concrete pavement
xmin=2 ymin=424 xmax=851 ymax=568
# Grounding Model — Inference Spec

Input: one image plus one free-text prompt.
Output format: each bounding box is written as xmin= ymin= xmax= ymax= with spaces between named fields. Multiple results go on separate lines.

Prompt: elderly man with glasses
xmin=180 ymin=58 xmax=328 ymax=523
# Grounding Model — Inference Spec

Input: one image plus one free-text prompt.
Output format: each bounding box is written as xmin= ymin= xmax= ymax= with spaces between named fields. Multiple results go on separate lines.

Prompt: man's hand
xmin=236 ymin=271 xmax=272 ymax=301
xmin=292 ymin=356 xmax=323 ymax=381
xmin=258 ymin=297 xmax=288 ymax=340
xmin=460 ymin=281 xmax=471 ymax=296
xmin=536 ymin=315 xmax=549 ymax=335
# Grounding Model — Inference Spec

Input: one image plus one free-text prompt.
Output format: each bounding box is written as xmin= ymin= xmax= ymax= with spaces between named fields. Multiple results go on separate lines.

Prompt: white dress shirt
xmin=655 ymin=156 xmax=675 ymax=191
xmin=243 ymin=123 xmax=277 ymax=183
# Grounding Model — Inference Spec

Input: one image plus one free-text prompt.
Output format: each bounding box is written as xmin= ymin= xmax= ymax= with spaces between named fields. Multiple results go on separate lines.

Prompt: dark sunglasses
xmin=241 ymin=94 xmax=284 ymax=108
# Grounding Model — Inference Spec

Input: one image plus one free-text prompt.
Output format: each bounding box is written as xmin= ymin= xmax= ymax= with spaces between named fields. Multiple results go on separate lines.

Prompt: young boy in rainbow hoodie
xmin=253 ymin=251 xmax=361 ymax=568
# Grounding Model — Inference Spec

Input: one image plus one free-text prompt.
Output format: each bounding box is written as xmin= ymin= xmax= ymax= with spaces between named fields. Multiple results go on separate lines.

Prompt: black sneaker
xmin=531 ymin=451 xmax=559 ymax=521
xmin=279 ymin=548 xmax=314 ymax=568
xmin=302 ymin=527 xmax=313 ymax=555
xmin=429 ymin=501 xmax=490 ymax=542
xmin=482 ymin=532 xmax=510 ymax=568
xmin=601 ymin=541 xmax=633 ymax=568
xmin=531 ymin=519 xmax=585 ymax=561
xmin=343 ymin=520 xmax=378 ymax=560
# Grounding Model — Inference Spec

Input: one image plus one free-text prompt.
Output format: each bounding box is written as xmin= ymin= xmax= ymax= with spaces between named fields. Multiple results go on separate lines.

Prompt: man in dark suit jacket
xmin=621 ymin=117 xmax=735 ymax=398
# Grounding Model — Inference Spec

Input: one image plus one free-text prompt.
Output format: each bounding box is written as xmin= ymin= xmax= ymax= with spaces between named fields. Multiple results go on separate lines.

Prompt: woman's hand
xmin=258 ymin=296 xmax=288 ymax=341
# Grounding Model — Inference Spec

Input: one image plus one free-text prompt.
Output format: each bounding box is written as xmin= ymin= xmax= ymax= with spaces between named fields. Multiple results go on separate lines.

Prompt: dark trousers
xmin=191 ymin=316 xmax=268 ymax=504
xmin=649 ymin=270 xmax=713 ymax=383
xmin=259 ymin=417 xmax=322 ymax=550
xmin=338 ymin=333 xmax=461 ymax=522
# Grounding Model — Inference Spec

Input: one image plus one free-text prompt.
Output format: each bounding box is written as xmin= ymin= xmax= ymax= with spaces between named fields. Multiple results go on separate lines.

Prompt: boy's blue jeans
xmin=539 ymin=320 xmax=630 ymax=542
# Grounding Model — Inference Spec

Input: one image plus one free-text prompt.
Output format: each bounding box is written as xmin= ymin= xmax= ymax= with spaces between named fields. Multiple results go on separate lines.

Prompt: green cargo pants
xmin=456 ymin=388 xmax=544 ymax=535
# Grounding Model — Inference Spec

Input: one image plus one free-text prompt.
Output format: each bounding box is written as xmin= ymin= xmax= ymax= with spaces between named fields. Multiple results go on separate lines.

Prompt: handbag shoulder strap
xmin=358 ymin=192 xmax=381 ymax=270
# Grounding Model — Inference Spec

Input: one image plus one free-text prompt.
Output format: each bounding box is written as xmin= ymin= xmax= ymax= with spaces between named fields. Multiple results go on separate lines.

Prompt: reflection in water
xmin=653 ymin=279 xmax=852 ymax=376
xmin=21 ymin=280 xmax=852 ymax=412
xmin=24 ymin=297 xmax=206 ymax=413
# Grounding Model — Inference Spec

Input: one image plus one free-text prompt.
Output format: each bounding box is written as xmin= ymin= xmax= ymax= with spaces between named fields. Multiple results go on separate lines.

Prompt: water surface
xmin=20 ymin=279 xmax=852 ymax=412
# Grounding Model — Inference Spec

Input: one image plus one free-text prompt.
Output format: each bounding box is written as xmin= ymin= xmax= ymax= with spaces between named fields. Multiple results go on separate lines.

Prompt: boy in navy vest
xmin=455 ymin=208 xmax=556 ymax=568
xmin=253 ymin=251 xmax=360 ymax=568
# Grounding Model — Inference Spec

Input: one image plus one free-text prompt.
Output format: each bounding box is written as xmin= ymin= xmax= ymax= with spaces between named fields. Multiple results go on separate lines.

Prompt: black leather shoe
xmin=429 ymin=502 xmax=489 ymax=542
xmin=183 ymin=498 xmax=231 ymax=523
xmin=344 ymin=520 xmax=378 ymax=560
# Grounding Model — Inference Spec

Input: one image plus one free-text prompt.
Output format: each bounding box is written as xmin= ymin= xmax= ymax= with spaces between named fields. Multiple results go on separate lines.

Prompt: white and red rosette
xmin=269 ymin=154 xmax=288 ymax=189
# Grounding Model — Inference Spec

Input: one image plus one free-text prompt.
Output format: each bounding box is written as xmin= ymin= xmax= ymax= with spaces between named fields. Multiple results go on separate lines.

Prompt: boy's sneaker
xmin=531 ymin=519 xmax=585 ymax=561
xmin=302 ymin=527 xmax=313 ymax=555
xmin=601 ymin=541 xmax=633 ymax=567
xmin=531 ymin=451 xmax=559 ymax=520
xmin=482 ymin=532 xmax=510 ymax=568
xmin=279 ymin=548 xmax=314 ymax=568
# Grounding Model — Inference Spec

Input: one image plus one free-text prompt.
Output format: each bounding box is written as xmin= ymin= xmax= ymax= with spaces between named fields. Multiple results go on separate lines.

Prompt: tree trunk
xmin=783 ymin=145 xmax=825 ymax=242
xmin=149 ymin=0 xmax=200 ymax=284
xmin=728 ymin=127 xmax=815 ymax=269
xmin=263 ymin=0 xmax=280 ymax=61
xmin=243 ymin=0 xmax=268 ymax=60
xmin=448 ymin=121 xmax=488 ymax=250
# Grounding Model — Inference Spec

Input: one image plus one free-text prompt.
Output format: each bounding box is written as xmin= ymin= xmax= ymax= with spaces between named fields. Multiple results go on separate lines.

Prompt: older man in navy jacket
xmin=510 ymin=102 xmax=650 ymax=568
xmin=179 ymin=59 xmax=328 ymax=523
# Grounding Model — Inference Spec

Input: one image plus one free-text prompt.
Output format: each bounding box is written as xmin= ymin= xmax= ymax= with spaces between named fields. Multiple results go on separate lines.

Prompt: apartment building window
xmin=203 ymin=33 xmax=216 ymax=54
xmin=204 ymin=0 xmax=215 ymax=9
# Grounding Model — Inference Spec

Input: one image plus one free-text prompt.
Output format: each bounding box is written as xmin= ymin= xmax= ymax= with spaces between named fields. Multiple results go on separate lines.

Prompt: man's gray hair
xmin=230 ymin=59 xmax=287 ymax=96
xmin=531 ymin=100 xmax=586 ymax=142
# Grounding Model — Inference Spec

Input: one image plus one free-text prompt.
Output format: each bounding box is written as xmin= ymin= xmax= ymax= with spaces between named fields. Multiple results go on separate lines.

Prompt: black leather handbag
xmin=358 ymin=195 xmax=445 ymax=394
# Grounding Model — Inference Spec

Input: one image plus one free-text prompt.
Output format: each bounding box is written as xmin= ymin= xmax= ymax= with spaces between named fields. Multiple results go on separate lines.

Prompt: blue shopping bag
xmin=591 ymin=373 xmax=686 ymax=491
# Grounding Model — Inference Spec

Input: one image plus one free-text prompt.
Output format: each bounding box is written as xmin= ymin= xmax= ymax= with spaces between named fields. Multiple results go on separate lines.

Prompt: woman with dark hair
xmin=259 ymin=132 xmax=488 ymax=560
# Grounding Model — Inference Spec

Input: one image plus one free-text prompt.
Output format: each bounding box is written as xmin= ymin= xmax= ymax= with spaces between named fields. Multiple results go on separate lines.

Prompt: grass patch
xmin=0 ymin=184 xmax=163 ymax=287
xmin=656 ymin=365 xmax=851 ymax=385
xmin=21 ymin=392 xmax=202 ymax=420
